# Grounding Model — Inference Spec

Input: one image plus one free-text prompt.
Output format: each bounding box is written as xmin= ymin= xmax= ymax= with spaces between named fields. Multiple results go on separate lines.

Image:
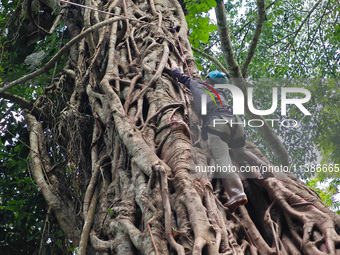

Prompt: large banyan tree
xmin=1 ymin=0 xmax=340 ymax=254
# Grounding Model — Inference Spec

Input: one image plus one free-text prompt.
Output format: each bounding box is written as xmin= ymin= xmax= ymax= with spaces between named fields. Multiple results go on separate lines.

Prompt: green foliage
xmin=185 ymin=0 xmax=340 ymax=209
xmin=0 ymin=0 xmax=67 ymax=100
xmin=306 ymin=178 xmax=340 ymax=212
xmin=0 ymin=111 xmax=44 ymax=254
xmin=185 ymin=0 xmax=217 ymax=48
xmin=0 ymin=102 xmax=74 ymax=254
xmin=313 ymin=80 xmax=340 ymax=163
xmin=248 ymin=0 xmax=339 ymax=78
xmin=0 ymin=1 xmax=71 ymax=253
xmin=187 ymin=0 xmax=339 ymax=169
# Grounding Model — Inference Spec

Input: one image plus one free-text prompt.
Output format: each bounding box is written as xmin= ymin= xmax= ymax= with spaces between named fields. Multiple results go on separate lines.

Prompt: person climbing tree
xmin=170 ymin=60 xmax=248 ymax=212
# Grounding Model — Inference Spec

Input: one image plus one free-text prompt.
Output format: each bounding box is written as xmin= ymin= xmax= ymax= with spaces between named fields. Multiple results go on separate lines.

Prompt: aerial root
xmin=238 ymin=205 xmax=276 ymax=254
xmin=157 ymin=164 xmax=186 ymax=255
xmin=264 ymin=202 xmax=289 ymax=255
xmin=204 ymin=188 xmax=222 ymax=249
xmin=83 ymin=154 xmax=110 ymax=218
xmin=147 ymin=216 xmax=160 ymax=255
xmin=262 ymin=177 xmax=340 ymax=255
xmin=124 ymin=73 xmax=143 ymax=112
xmin=132 ymin=41 xmax=170 ymax=103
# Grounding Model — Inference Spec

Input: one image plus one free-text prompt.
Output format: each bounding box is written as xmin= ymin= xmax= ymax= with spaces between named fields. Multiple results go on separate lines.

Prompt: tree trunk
xmin=22 ymin=0 xmax=340 ymax=254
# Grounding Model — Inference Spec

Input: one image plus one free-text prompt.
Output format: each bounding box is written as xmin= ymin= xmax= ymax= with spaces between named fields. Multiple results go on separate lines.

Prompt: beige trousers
xmin=207 ymin=116 xmax=246 ymax=199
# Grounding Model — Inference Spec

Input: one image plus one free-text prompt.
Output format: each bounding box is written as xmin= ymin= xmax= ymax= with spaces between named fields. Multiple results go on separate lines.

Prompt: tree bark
xmin=5 ymin=0 xmax=340 ymax=254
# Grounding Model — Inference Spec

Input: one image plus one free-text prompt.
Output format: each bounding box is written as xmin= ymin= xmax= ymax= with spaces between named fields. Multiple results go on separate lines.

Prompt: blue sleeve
xmin=171 ymin=68 xmax=191 ymax=88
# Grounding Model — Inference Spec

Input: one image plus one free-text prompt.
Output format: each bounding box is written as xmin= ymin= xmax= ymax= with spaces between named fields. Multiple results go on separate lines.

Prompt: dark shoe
xmin=224 ymin=193 xmax=248 ymax=212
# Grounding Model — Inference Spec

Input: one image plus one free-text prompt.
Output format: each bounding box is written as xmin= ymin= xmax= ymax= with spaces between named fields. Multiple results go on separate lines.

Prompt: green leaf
xmin=14 ymin=145 xmax=21 ymax=152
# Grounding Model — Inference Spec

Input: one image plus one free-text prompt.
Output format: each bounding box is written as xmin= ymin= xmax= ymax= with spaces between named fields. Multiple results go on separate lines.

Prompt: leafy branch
xmin=0 ymin=17 xmax=124 ymax=93
xmin=241 ymin=0 xmax=267 ymax=77
xmin=0 ymin=92 xmax=49 ymax=120
xmin=214 ymin=0 xmax=289 ymax=165
xmin=193 ymin=48 xmax=230 ymax=77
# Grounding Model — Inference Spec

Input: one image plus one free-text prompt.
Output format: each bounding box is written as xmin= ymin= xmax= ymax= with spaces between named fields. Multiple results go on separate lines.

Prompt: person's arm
xmin=170 ymin=61 xmax=191 ymax=88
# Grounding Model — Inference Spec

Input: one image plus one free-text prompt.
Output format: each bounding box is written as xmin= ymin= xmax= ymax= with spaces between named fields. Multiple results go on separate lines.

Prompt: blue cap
xmin=206 ymin=70 xmax=228 ymax=84
xmin=207 ymin=70 xmax=226 ymax=79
